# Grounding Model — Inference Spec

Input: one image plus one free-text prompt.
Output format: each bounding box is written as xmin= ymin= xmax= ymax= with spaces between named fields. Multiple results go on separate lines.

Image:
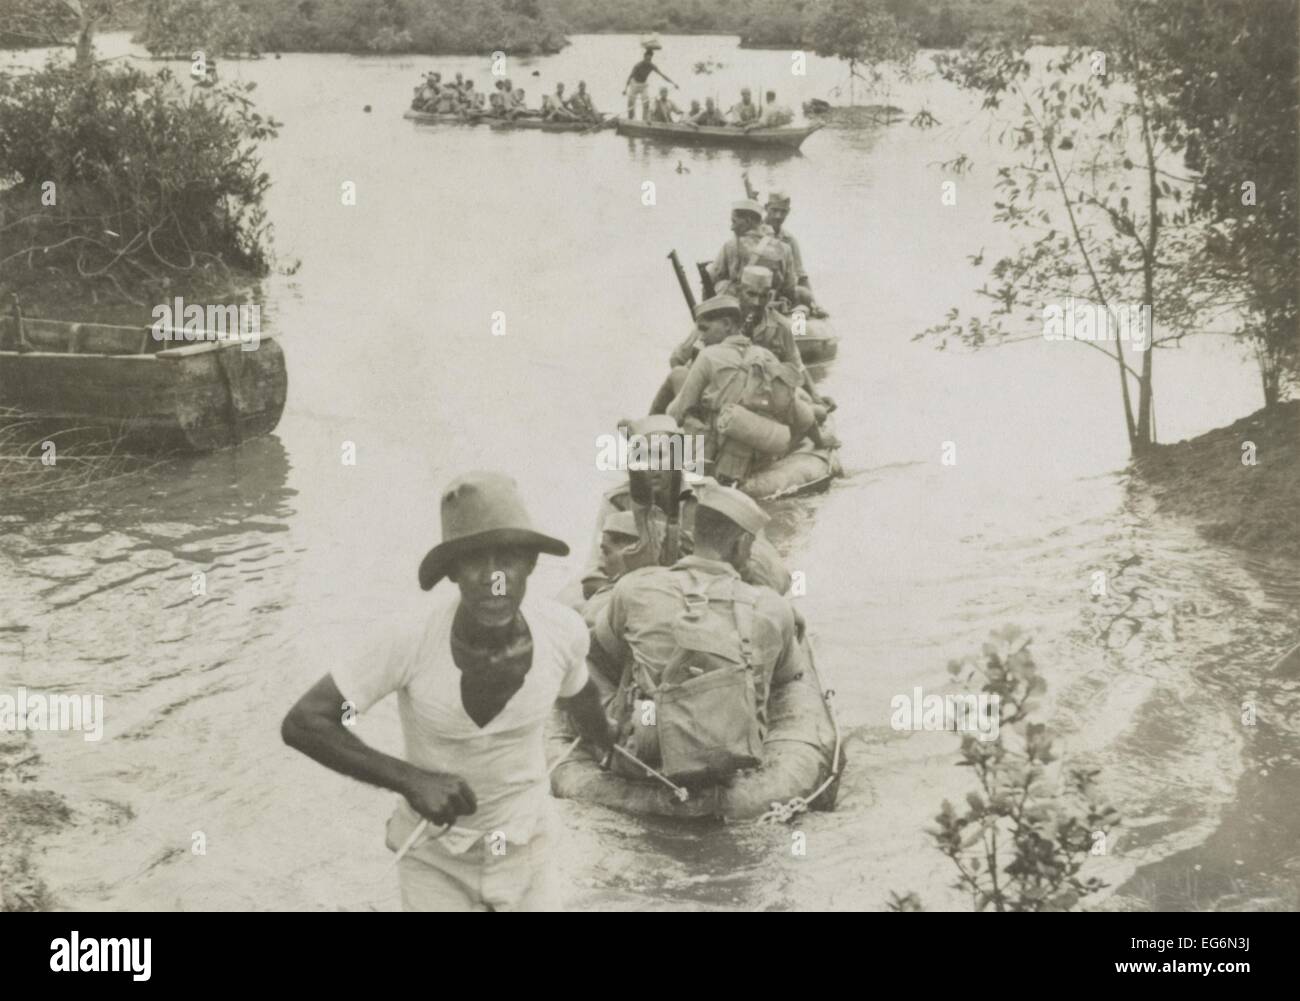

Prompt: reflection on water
xmin=1 ymin=33 xmax=1296 ymax=911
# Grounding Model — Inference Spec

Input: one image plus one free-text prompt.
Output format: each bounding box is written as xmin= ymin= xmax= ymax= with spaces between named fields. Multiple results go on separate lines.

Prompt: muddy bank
xmin=1135 ymin=400 xmax=1300 ymax=561
xmin=1115 ymin=400 xmax=1300 ymax=911
xmin=0 ymin=730 xmax=69 ymax=911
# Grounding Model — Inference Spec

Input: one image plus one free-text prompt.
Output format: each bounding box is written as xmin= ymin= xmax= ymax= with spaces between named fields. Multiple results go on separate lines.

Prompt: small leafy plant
xmin=900 ymin=626 xmax=1120 ymax=912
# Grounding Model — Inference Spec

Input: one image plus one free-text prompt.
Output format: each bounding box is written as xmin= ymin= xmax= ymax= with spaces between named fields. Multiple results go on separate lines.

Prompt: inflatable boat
xmin=547 ymin=639 xmax=842 ymax=821
xmin=740 ymin=433 xmax=843 ymax=501
xmin=796 ymin=316 xmax=839 ymax=365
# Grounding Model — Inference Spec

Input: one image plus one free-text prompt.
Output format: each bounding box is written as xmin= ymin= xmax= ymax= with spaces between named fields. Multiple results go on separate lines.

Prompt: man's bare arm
xmin=281 ymin=674 xmax=476 ymax=825
xmin=557 ymin=679 xmax=617 ymax=751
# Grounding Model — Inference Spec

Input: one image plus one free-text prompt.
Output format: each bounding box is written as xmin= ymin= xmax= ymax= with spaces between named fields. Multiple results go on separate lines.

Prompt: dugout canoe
xmin=488 ymin=117 xmax=599 ymax=133
xmin=547 ymin=638 xmax=842 ymax=821
xmin=0 ymin=316 xmax=286 ymax=452
xmin=615 ymin=118 xmax=824 ymax=150
xmin=403 ymin=109 xmax=488 ymax=125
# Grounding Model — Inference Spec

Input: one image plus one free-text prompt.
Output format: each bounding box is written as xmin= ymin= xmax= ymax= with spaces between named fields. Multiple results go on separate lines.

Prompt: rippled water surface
xmin=2 ymin=33 xmax=1297 ymax=911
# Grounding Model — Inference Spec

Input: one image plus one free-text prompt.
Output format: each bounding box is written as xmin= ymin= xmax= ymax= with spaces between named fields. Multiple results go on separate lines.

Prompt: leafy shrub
xmin=0 ymin=58 xmax=279 ymax=305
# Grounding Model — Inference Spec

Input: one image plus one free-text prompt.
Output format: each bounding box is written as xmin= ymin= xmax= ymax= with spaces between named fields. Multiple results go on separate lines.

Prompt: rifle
xmin=662 ymin=466 xmax=683 ymax=564
xmin=667 ymin=250 xmax=696 ymax=319
xmin=741 ymin=170 xmax=759 ymax=202
xmin=696 ymin=261 xmax=716 ymax=300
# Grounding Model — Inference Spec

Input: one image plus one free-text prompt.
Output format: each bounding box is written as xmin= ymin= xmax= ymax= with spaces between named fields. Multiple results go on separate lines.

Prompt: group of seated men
xmin=411 ymin=71 xmax=600 ymax=122
xmin=645 ymin=87 xmax=795 ymax=130
xmin=642 ymin=191 xmax=838 ymax=488
xmin=564 ymin=187 xmax=835 ymax=788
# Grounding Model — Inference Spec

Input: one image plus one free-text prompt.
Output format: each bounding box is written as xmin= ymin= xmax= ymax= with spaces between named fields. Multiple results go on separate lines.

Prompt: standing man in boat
xmin=586 ymin=482 xmax=806 ymax=781
xmin=624 ymin=42 xmax=678 ymax=121
xmin=281 ymin=472 xmax=616 ymax=912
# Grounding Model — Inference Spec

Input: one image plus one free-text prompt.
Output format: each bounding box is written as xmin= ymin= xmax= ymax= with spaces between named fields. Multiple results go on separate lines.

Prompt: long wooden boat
xmin=0 ymin=316 xmax=286 ymax=452
xmin=616 ymin=118 xmax=823 ymax=150
xmin=488 ymin=117 xmax=599 ymax=133
xmin=402 ymin=109 xmax=487 ymax=125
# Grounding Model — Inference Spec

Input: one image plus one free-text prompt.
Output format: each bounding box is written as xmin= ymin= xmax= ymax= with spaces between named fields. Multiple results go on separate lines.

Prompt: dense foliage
xmin=1138 ymin=0 xmax=1299 ymax=404
xmin=119 ymin=0 xmax=1091 ymax=58
xmin=0 ymin=59 xmax=279 ymax=304
xmin=135 ymin=0 xmax=567 ymax=56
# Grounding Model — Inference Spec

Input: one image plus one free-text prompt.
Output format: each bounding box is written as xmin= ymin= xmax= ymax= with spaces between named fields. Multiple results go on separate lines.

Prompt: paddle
xmin=579 ymin=111 xmax=618 ymax=135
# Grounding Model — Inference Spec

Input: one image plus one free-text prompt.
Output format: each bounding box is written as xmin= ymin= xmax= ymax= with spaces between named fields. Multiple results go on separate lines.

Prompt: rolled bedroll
xmin=547 ymin=639 xmax=843 ymax=821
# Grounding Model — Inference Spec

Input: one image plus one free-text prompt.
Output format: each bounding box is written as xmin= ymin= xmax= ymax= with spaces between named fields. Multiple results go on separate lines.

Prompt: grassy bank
xmin=1135 ymin=401 xmax=1300 ymax=561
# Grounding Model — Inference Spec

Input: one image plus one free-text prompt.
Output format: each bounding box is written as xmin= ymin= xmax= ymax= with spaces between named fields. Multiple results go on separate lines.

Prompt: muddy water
xmin=1 ymin=33 xmax=1296 ymax=911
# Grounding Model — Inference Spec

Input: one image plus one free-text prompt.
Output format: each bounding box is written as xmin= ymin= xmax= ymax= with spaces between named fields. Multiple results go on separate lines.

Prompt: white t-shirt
xmin=333 ymin=593 xmax=590 ymax=854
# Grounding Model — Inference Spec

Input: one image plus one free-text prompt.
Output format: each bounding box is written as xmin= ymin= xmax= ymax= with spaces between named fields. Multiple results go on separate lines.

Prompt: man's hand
xmin=820 ymin=394 xmax=837 ymax=413
xmin=401 ymin=768 xmax=477 ymax=826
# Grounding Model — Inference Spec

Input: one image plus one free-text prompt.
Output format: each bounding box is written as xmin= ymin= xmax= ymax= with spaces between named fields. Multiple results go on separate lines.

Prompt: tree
xmin=0 ymin=1 xmax=140 ymax=70
xmin=1138 ymin=0 xmax=1299 ymax=406
xmin=810 ymin=0 xmax=918 ymax=104
xmin=0 ymin=58 xmax=280 ymax=305
xmin=137 ymin=0 xmax=258 ymax=59
xmin=920 ymin=2 xmax=1259 ymax=454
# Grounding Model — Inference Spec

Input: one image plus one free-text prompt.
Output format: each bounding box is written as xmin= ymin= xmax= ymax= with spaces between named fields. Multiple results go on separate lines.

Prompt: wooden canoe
xmin=615 ymin=118 xmax=823 ymax=150
xmin=488 ymin=117 xmax=598 ymax=133
xmin=0 ymin=316 xmax=286 ymax=452
xmin=402 ymin=109 xmax=488 ymax=125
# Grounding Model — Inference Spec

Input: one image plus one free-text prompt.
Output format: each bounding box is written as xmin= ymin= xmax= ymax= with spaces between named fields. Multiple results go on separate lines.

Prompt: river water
xmin=2 ymin=33 xmax=1297 ymax=911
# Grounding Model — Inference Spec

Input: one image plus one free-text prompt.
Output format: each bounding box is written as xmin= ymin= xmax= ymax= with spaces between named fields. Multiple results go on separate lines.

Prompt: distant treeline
xmin=136 ymin=0 xmax=569 ymax=57
xmin=115 ymin=0 xmax=1086 ymax=59
xmin=554 ymin=0 xmax=1084 ymax=49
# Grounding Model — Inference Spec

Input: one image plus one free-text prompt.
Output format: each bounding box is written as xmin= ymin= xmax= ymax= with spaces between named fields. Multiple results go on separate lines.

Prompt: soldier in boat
xmin=726 ymin=88 xmax=760 ymax=125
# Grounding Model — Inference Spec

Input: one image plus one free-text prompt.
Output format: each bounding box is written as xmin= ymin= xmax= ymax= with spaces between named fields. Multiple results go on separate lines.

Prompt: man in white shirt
xmin=282 ymin=471 xmax=616 ymax=911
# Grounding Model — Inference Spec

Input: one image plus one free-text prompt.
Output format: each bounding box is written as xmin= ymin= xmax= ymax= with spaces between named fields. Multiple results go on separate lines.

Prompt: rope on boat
xmin=759 ymin=639 xmax=843 ymax=825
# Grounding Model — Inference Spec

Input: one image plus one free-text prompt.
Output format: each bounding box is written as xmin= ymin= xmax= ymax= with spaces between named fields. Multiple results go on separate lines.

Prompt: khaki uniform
xmin=592 ymin=556 xmax=804 ymax=735
xmin=746 ymin=305 xmax=805 ymax=375
xmin=666 ymin=333 xmax=799 ymax=483
xmin=581 ymin=481 xmax=792 ymax=600
xmin=708 ymin=230 xmax=765 ymax=295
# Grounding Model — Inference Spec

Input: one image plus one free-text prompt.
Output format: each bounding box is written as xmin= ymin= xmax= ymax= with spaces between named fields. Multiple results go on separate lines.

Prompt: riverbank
xmin=1111 ymin=400 xmax=1300 ymax=911
xmin=0 ymin=730 xmax=67 ymax=911
xmin=1135 ymin=400 xmax=1300 ymax=561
